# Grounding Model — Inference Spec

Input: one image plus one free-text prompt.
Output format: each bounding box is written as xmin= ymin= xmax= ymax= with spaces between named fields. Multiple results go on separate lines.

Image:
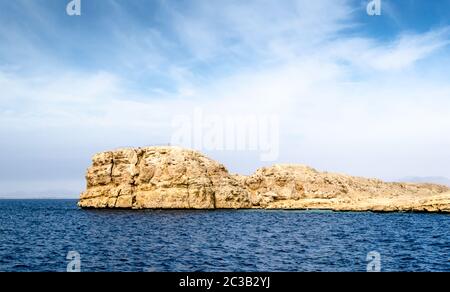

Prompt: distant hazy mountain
xmin=0 ymin=179 xmax=82 ymax=199
xmin=0 ymin=194 xmax=78 ymax=199
xmin=399 ymin=176 xmax=450 ymax=187
xmin=0 ymin=189 xmax=79 ymax=199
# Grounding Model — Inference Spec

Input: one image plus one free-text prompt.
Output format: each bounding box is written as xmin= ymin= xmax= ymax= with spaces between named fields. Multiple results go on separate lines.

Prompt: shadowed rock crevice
xmin=78 ymin=146 xmax=450 ymax=213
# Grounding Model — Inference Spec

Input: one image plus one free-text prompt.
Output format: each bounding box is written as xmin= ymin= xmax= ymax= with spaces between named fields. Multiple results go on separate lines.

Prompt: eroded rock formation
xmin=79 ymin=147 xmax=450 ymax=213
xmin=78 ymin=147 xmax=252 ymax=209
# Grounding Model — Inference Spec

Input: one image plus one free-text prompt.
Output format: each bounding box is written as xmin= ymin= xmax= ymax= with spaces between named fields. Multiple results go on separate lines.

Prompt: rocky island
xmin=78 ymin=146 xmax=450 ymax=213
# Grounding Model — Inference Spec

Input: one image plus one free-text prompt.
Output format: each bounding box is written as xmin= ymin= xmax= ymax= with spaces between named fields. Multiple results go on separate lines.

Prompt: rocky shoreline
xmin=78 ymin=146 xmax=450 ymax=213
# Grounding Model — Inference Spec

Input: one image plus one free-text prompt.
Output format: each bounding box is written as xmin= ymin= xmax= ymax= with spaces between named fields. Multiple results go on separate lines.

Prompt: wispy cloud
xmin=0 ymin=0 xmax=450 ymax=195
xmin=337 ymin=27 xmax=450 ymax=71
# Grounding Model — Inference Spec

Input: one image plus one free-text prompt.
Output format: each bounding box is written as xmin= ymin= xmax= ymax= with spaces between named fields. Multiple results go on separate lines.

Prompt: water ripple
xmin=0 ymin=200 xmax=449 ymax=272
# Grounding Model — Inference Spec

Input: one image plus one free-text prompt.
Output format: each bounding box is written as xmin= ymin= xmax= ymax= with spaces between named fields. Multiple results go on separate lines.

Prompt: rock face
xmin=79 ymin=147 xmax=450 ymax=213
xmin=237 ymin=165 xmax=450 ymax=212
xmin=79 ymin=147 xmax=252 ymax=209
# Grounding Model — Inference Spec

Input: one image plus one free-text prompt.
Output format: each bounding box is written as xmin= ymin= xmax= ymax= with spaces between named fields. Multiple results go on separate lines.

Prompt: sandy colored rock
xmin=240 ymin=164 xmax=449 ymax=212
xmin=79 ymin=147 xmax=450 ymax=213
xmin=78 ymin=146 xmax=252 ymax=209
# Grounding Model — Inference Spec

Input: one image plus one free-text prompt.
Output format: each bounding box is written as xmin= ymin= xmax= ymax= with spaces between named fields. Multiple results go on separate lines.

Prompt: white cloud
xmin=1 ymin=0 xmax=450 ymax=195
xmin=330 ymin=27 xmax=450 ymax=71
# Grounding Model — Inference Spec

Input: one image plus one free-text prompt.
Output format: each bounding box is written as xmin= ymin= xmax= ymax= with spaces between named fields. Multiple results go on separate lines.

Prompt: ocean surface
xmin=0 ymin=199 xmax=448 ymax=272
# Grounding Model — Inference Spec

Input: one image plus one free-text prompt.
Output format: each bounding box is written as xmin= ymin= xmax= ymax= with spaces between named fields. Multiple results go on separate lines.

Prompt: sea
xmin=0 ymin=199 xmax=448 ymax=272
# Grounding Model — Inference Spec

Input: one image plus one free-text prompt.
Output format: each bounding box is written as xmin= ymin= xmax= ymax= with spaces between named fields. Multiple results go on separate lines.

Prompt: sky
xmin=0 ymin=0 xmax=450 ymax=198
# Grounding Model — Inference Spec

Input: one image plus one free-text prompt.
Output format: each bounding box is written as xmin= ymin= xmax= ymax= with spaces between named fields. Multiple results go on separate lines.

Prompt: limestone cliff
xmin=79 ymin=147 xmax=450 ymax=213
xmin=78 ymin=147 xmax=252 ymax=209
xmin=237 ymin=165 xmax=450 ymax=212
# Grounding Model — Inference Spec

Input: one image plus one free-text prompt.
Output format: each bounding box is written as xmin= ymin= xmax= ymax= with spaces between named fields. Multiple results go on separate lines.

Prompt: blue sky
xmin=0 ymin=0 xmax=450 ymax=197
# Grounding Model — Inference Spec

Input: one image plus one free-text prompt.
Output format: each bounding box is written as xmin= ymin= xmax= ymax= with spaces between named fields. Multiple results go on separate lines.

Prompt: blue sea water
xmin=0 ymin=199 xmax=448 ymax=272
